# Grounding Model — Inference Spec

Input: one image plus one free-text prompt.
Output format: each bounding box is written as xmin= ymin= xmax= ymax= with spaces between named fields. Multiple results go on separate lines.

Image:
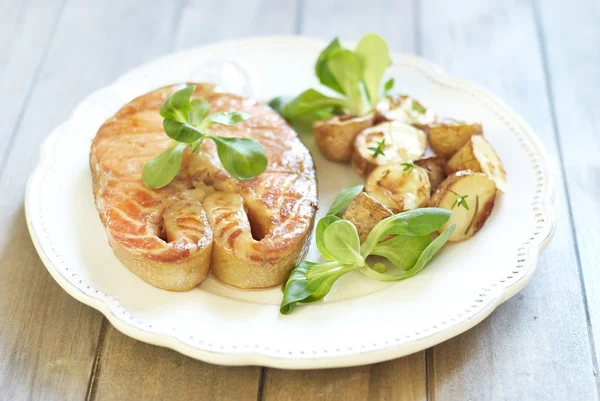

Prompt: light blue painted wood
xmin=0 ymin=0 xmax=66 ymax=172
xmin=0 ymin=1 xmax=184 ymax=400
xmin=536 ymin=0 xmax=600 ymax=387
xmin=0 ymin=0 xmax=595 ymax=400
xmin=418 ymin=0 xmax=598 ymax=399
xmin=89 ymin=1 xmax=299 ymax=400
xmin=302 ymin=0 xmax=416 ymax=53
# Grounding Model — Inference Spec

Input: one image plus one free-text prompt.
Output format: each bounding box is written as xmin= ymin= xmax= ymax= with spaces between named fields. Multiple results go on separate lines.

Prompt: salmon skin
xmin=90 ymin=84 xmax=317 ymax=290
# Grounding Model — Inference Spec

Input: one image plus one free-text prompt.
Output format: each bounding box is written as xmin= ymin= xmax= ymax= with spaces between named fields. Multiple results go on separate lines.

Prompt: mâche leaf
xmin=316 ymin=215 xmax=341 ymax=261
xmin=280 ymin=261 xmax=354 ymax=314
xmin=204 ymin=111 xmax=250 ymax=127
xmin=327 ymin=49 xmax=365 ymax=114
xmin=160 ymin=85 xmax=195 ymax=122
xmin=272 ymin=89 xmax=345 ymax=133
xmin=361 ymin=208 xmax=451 ymax=257
xmin=142 ymin=143 xmax=187 ymax=189
xmin=189 ymin=98 xmax=210 ymax=125
xmin=370 ymin=235 xmax=432 ymax=271
xmin=271 ymin=34 xmax=395 ymax=129
xmin=280 ymin=190 xmax=455 ymax=314
xmin=163 ymin=119 xmax=204 ymax=143
xmin=359 ymin=224 xmax=455 ymax=281
xmin=281 ymin=89 xmax=346 ymax=117
xmin=143 ymin=86 xmax=267 ymax=189
xmin=323 ymin=220 xmax=363 ymax=266
xmin=315 ymin=38 xmax=345 ymax=95
xmin=208 ymin=136 xmax=268 ymax=180
xmin=268 ymin=96 xmax=291 ymax=114
xmin=356 ymin=33 xmax=391 ymax=106
xmin=326 ymin=184 xmax=364 ymax=216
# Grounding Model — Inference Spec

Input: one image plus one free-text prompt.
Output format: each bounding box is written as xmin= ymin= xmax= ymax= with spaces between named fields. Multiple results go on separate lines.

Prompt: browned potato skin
xmin=430 ymin=171 xmax=497 ymax=242
xmin=445 ymin=136 xmax=507 ymax=194
xmin=425 ymin=122 xmax=483 ymax=158
xmin=444 ymin=139 xmax=482 ymax=175
xmin=365 ymin=163 xmax=431 ymax=212
xmin=313 ymin=113 xmax=375 ymax=162
xmin=351 ymin=149 xmax=378 ymax=177
xmin=414 ymin=156 xmax=447 ymax=193
xmin=342 ymin=192 xmax=393 ymax=243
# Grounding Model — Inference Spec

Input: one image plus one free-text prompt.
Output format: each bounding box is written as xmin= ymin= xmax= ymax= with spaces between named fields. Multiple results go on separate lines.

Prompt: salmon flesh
xmin=90 ymin=84 xmax=317 ymax=290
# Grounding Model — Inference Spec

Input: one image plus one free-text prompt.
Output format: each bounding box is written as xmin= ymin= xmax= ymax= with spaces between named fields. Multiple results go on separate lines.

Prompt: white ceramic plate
xmin=26 ymin=37 xmax=555 ymax=369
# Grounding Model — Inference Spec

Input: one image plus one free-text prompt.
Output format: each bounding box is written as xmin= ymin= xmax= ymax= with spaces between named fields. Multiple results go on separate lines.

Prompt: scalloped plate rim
xmin=25 ymin=36 xmax=556 ymax=369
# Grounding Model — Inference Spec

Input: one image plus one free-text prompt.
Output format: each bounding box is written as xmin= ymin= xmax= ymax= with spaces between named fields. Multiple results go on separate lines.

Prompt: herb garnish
xmin=270 ymin=33 xmax=392 ymax=132
xmin=411 ymin=99 xmax=426 ymax=114
xmin=368 ymin=139 xmax=387 ymax=158
xmin=280 ymin=186 xmax=455 ymax=314
xmin=142 ymin=85 xmax=268 ymax=189
xmin=450 ymin=190 xmax=469 ymax=210
xmin=401 ymin=162 xmax=415 ymax=172
xmin=464 ymin=195 xmax=480 ymax=234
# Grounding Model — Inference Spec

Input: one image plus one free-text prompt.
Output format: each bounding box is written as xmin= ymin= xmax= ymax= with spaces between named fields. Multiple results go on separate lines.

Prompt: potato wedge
xmin=375 ymin=95 xmax=437 ymax=128
xmin=445 ymin=135 xmax=507 ymax=192
xmin=365 ymin=163 xmax=431 ymax=212
xmin=352 ymin=121 xmax=427 ymax=177
xmin=414 ymin=156 xmax=447 ymax=193
xmin=430 ymin=171 xmax=497 ymax=242
xmin=342 ymin=192 xmax=394 ymax=243
xmin=313 ymin=113 xmax=375 ymax=162
xmin=425 ymin=120 xmax=483 ymax=158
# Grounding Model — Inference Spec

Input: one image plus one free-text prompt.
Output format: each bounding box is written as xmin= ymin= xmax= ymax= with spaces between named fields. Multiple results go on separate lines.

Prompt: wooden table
xmin=1 ymin=0 xmax=597 ymax=399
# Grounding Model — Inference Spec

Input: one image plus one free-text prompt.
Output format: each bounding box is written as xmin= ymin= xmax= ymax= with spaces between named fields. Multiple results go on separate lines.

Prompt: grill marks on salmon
xmin=91 ymin=84 xmax=317 ymax=290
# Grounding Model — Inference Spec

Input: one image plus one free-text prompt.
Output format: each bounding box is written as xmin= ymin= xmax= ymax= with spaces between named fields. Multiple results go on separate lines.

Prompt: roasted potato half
xmin=375 ymin=95 xmax=437 ymax=128
xmin=445 ymin=135 xmax=507 ymax=192
xmin=313 ymin=113 xmax=375 ymax=162
xmin=430 ymin=171 xmax=497 ymax=242
xmin=342 ymin=192 xmax=394 ymax=243
xmin=352 ymin=121 xmax=427 ymax=177
xmin=426 ymin=120 xmax=483 ymax=158
xmin=414 ymin=156 xmax=447 ymax=193
xmin=365 ymin=163 xmax=431 ymax=212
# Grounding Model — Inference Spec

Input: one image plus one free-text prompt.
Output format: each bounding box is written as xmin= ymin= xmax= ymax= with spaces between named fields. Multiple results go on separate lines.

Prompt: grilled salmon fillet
xmin=90 ymin=84 xmax=317 ymax=290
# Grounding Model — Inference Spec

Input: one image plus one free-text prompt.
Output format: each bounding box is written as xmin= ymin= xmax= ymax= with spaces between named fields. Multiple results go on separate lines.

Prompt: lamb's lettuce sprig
xmin=280 ymin=186 xmax=455 ymax=314
xmin=143 ymin=85 xmax=268 ymax=189
xmin=269 ymin=33 xmax=392 ymax=132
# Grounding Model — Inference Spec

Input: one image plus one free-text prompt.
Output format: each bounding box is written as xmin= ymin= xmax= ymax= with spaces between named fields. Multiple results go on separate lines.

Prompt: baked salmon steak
xmin=90 ymin=84 xmax=317 ymax=291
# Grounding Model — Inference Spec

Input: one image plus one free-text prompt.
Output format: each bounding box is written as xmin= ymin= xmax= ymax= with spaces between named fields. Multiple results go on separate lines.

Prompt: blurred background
xmin=1 ymin=0 xmax=598 ymax=400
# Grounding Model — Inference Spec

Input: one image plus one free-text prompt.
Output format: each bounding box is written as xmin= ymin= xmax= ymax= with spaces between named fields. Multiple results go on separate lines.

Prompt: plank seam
xmin=426 ymin=349 xmax=434 ymax=401
xmin=531 ymin=0 xmax=600 ymax=394
xmin=256 ymin=367 xmax=266 ymax=401
xmin=0 ymin=0 xmax=68 ymax=179
xmin=85 ymin=318 xmax=109 ymax=401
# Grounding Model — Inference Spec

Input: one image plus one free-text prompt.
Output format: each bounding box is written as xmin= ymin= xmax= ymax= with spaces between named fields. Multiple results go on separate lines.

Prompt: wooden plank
xmin=261 ymin=2 xmax=427 ymax=400
xmin=263 ymin=352 xmax=426 ymax=401
xmin=0 ymin=0 xmax=185 ymax=399
xmin=0 ymin=0 xmax=30 ymax=70
xmin=300 ymin=0 xmax=415 ymax=52
xmin=174 ymin=0 xmax=302 ymax=48
xmin=418 ymin=0 xmax=598 ymax=399
xmin=92 ymin=326 xmax=261 ymax=401
xmin=535 ymin=0 xmax=600 ymax=375
xmin=89 ymin=1 xmax=297 ymax=400
xmin=0 ymin=0 xmax=65 ymax=175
